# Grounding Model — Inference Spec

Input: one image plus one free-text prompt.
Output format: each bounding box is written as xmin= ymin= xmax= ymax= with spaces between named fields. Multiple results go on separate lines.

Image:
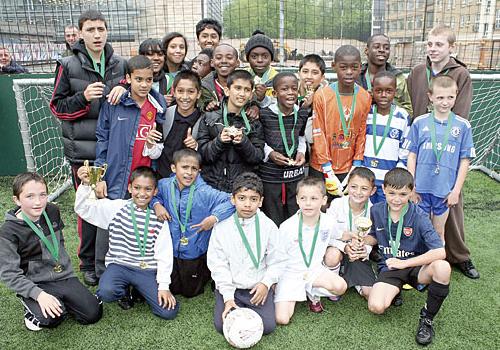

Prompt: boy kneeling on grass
xmin=365 ymin=168 xmax=451 ymax=346
xmin=75 ymin=166 xmax=179 ymax=320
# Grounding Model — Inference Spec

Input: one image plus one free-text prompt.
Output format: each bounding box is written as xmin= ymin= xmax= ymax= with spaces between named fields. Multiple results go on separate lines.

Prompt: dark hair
xmin=373 ymin=70 xmax=397 ymax=87
xmin=173 ymin=70 xmax=202 ymax=91
xmin=199 ymin=48 xmax=214 ymax=60
xmin=366 ymin=34 xmax=390 ymax=47
xmin=213 ymin=43 xmax=238 ymax=59
xmin=139 ymin=38 xmax=164 ymax=56
xmin=195 ymin=18 xmax=222 ymax=39
xmin=383 ymin=168 xmax=414 ymax=190
xmin=227 ymin=69 xmax=254 ymax=89
xmin=13 ymin=172 xmax=47 ymax=198
xmin=348 ymin=167 xmax=376 ymax=186
xmin=127 ymin=55 xmax=152 ymax=75
xmin=78 ymin=9 xmax=107 ymax=30
xmin=334 ymin=45 xmax=361 ymax=62
xmin=232 ymin=172 xmax=264 ymax=196
xmin=172 ymin=148 xmax=202 ymax=166
xmin=129 ymin=166 xmax=158 ymax=187
xmin=162 ymin=32 xmax=188 ymax=71
xmin=428 ymin=75 xmax=458 ymax=94
xmin=252 ymin=30 xmax=265 ymax=36
xmin=296 ymin=176 xmax=326 ymax=196
xmin=299 ymin=54 xmax=326 ymax=74
xmin=272 ymin=71 xmax=298 ymax=90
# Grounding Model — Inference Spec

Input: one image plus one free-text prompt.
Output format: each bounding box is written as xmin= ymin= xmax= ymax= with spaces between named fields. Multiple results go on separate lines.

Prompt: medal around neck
xmin=84 ymin=160 xmax=107 ymax=200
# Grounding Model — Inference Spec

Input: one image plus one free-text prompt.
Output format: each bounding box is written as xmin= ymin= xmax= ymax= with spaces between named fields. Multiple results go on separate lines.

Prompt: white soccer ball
xmin=223 ymin=307 xmax=264 ymax=349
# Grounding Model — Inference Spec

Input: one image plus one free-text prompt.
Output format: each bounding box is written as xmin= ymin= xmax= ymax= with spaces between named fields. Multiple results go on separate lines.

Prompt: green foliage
xmin=223 ymin=0 xmax=372 ymax=41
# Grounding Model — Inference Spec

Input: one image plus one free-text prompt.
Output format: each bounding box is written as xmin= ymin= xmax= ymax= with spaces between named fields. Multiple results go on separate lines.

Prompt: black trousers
xmin=170 ymin=254 xmax=211 ymax=298
xmin=262 ymin=181 xmax=300 ymax=226
xmin=21 ymin=277 xmax=102 ymax=328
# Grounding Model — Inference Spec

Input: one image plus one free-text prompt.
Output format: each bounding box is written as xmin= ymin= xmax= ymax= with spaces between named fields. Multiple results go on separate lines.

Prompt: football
xmin=223 ymin=308 xmax=264 ymax=349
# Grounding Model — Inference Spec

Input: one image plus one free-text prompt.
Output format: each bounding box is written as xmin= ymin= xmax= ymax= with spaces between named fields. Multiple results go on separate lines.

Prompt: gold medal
xmin=140 ymin=261 xmax=148 ymax=269
xmin=370 ymin=159 xmax=379 ymax=168
xmin=180 ymin=236 xmax=189 ymax=246
xmin=303 ymin=272 xmax=309 ymax=281
xmin=341 ymin=141 xmax=350 ymax=149
xmin=53 ymin=264 xmax=63 ymax=273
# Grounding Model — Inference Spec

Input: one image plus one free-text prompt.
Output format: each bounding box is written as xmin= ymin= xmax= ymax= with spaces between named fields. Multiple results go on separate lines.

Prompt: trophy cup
xmin=353 ymin=217 xmax=372 ymax=261
xmin=84 ymin=160 xmax=107 ymax=200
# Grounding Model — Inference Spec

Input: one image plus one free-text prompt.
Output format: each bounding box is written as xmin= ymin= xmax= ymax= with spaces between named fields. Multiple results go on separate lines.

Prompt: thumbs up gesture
xmin=145 ymin=123 xmax=162 ymax=149
xmin=183 ymin=127 xmax=198 ymax=150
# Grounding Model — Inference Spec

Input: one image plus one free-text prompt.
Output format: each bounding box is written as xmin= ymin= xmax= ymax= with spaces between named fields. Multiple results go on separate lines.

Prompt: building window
xmin=460 ymin=15 xmax=465 ymax=28
xmin=483 ymin=23 xmax=489 ymax=36
xmin=450 ymin=16 xmax=456 ymax=29
xmin=485 ymin=0 xmax=491 ymax=14
xmin=496 ymin=9 xmax=500 ymax=30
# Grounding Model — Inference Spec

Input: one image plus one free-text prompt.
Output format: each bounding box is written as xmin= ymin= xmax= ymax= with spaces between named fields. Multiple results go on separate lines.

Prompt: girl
xmin=162 ymin=32 xmax=189 ymax=105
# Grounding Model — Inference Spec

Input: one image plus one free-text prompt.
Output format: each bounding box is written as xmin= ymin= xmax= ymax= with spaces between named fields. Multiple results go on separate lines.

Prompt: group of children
xmin=0 ymin=21 xmax=479 ymax=347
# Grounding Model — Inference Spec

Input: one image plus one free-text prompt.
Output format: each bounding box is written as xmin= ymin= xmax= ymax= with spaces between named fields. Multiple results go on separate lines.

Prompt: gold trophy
xmin=353 ymin=217 xmax=372 ymax=261
xmin=84 ymin=160 xmax=107 ymax=200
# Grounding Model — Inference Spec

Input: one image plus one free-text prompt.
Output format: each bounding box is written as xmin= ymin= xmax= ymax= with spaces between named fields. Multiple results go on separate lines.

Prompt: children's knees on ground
xmin=275 ymin=313 xmax=291 ymax=325
xmin=324 ymin=247 xmax=343 ymax=267
xmin=152 ymin=302 xmax=180 ymax=320
xmin=326 ymin=275 xmax=348 ymax=295
xmin=368 ymin=299 xmax=388 ymax=315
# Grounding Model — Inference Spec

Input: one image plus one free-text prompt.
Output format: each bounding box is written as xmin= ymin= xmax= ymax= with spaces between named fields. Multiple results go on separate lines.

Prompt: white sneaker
xmin=24 ymin=315 xmax=41 ymax=331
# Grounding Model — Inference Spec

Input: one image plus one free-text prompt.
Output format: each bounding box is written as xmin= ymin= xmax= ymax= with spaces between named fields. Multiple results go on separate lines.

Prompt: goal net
xmin=13 ymin=78 xmax=72 ymax=201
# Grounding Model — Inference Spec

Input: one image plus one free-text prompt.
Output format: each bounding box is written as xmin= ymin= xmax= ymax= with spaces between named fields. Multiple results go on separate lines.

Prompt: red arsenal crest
xmin=403 ymin=227 xmax=413 ymax=237
xmin=146 ymin=111 xmax=154 ymax=121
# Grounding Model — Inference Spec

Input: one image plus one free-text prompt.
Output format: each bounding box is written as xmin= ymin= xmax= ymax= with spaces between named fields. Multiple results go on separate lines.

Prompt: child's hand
xmin=84 ymin=82 xmax=105 ymax=102
xmin=446 ymin=190 xmax=460 ymax=207
xmin=183 ymin=127 xmax=198 ymax=150
xmin=231 ymin=129 xmax=244 ymax=144
xmin=191 ymin=215 xmax=217 ymax=233
xmin=254 ymin=84 xmax=267 ymax=101
xmin=37 ymin=291 xmax=63 ymax=318
xmin=410 ymin=189 xmax=421 ymax=204
xmin=205 ymin=100 xmax=219 ymax=112
xmin=341 ymin=230 xmax=354 ymax=241
xmin=249 ymin=282 xmax=269 ymax=306
xmin=269 ymin=151 xmax=289 ymax=166
xmin=95 ymin=181 xmax=107 ymax=198
xmin=153 ymin=203 xmax=172 ymax=222
xmin=106 ymin=85 xmax=126 ymax=105
xmin=294 ymin=152 xmax=306 ymax=166
xmin=158 ymin=289 xmax=176 ymax=310
xmin=245 ymin=105 xmax=260 ymax=120
xmin=77 ymin=166 xmax=90 ymax=185
xmin=222 ymin=300 xmax=238 ymax=322
xmin=219 ymin=128 xmax=233 ymax=143
xmin=345 ymin=242 xmax=360 ymax=262
xmin=165 ymin=94 xmax=175 ymax=106
xmin=386 ymin=257 xmax=408 ymax=270
xmin=145 ymin=123 xmax=162 ymax=148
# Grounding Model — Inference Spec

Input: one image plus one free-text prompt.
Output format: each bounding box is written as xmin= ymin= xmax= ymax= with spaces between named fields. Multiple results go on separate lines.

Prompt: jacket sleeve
xmin=49 ymin=62 xmax=90 ymax=120
xmin=95 ymin=102 xmax=111 ymax=167
xmin=207 ymin=187 xmax=234 ymax=222
xmin=74 ymin=185 xmax=125 ymax=229
xmin=395 ymin=74 xmax=413 ymax=117
xmin=155 ymin=222 xmax=174 ymax=290
xmin=151 ymin=179 xmax=168 ymax=208
xmin=233 ymin=121 xmax=265 ymax=164
xmin=453 ymin=72 xmax=473 ymax=119
xmin=207 ymin=224 xmax=236 ymax=302
xmin=196 ymin=116 xmax=228 ymax=163
xmin=311 ymin=89 xmax=331 ymax=165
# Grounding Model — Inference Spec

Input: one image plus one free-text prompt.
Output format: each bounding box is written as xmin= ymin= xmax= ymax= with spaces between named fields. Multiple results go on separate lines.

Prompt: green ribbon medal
xmin=130 ymin=202 xmax=151 ymax=269
xmin=223 ymin=102 xmax=252 ymax=135
xmin=429 ymin=112 xmax=454 ymax=174
xmin=278 ymin=107 xmax=298 ymax=158
xmin=426 ymin=68 xmax=449 ymax=86
xmin=387 ymin=203 xmax=409 ymax=257
xmin=166 ymin=72 xmax=176 ymax=95
xmin=372 ymin=105 xmax=395 ymax=158
xmin=22 ymin=211 xmax=62 ymax=273
xmin=365 ymin=71 xmax=372 ymax=91
xmin=298 ymin=213 xmax=320 ymax=268
xmin=333 ymin=82 xmax=359 ymax=148
xmin=170 ymin=181 xmax=196 ymax=245
xmin=254 ymin=67 xmax=271 ymax=85
xmin=348 ymin=201 xmax=369 ymax=231
xmin=91 ymin=51 xmax=105 ymax=78
xmin=234 ymin=212 xmax=261 ymax=269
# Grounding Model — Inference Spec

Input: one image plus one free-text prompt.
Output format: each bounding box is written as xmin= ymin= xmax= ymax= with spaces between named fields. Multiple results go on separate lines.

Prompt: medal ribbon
xmin=130 ymin=202 xmax=151 ymax=258
xmin=348 ymin=201 xmax=369 ymax=231
xmin=429 ymin=112 xmax=454 ymax=165
xmin=278 ymin=107 xmax=298 ymax=158
xmin=426 ymin=68 xmax=449 ymax=86
xmin=170 ymin=181 xmax=196 ymax=234
xmin=365 ymin=71 xmax=372 ymax=91
xmin=372 ymin=105 xmax=395 ymax=156
xmin=166 ymin=72 xmax=176 ymax=95
xmin=298 ymin=213 xmax=320 ymax=268
xmin=22 ymin=211 xmax=59 ymax=262
xmin=91 ymin=51 xmax=105 ymax=78
xmin=234 ymin=212 xmax=261 ymax=269
xmin=333 ymin=82 xmax=358 ymax=140
xmin=387 ymin=203 xmax=409 ymax=257
xmin=223 ymin=102 xmax=251 ymax=135
xmin=254 ymin=67 xmax=271 ymax=85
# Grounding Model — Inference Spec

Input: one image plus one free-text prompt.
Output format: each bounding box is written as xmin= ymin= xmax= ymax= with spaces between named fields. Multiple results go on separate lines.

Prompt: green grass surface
xmin=0 ymin=171 xmax=499 ymax=349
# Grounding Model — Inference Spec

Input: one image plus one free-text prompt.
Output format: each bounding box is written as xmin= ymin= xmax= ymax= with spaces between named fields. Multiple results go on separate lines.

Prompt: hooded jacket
xmin=49 ymin=39 xmax=126 ymax=164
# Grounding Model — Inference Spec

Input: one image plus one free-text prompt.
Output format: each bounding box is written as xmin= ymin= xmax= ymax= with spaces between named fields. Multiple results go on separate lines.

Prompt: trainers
xmin=456 ymin=259 xmax=480 ymax=279
xmin=24 ymin=313 xmax=41 ymax=331
xmin=307 ymin=299 xmax=324 ymax=313
xmin=328 ymin=295 xmax=342 ymax=302
xmin=117 ymin=292 xmax=134 ymax=310
xmin=402 ymin=283 xmax=413 ymax=290
xmin=416 ymin=316 xmax=434 ymax=346
xmin=392 ymin=292 xmax=403 ymax=307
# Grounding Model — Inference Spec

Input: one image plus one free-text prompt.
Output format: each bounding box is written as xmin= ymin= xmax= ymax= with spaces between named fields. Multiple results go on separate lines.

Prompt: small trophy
xmin=353 ymin=217 xmax=372 ymax=261
xmin=84 ymin=160 xmax=107 ymax=200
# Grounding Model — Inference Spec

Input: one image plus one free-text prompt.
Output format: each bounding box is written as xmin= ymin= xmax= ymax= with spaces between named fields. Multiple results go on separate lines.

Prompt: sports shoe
xmin=307 ymin=299 xmax=324 ymax=313
xmin=328 ymin=295 xmax=342 ymax=302
xmin=83 ymin=271 xmax=99 ymax=286
xmin=24 ymin=313 xmax=41 ymax=331
xmin=456 ymin=259 xmax=480 ymax=279
xmin=392 ymin=292 xmax=403 ymax=307
xmin=402 ymin=284 xmax=413 ymax=290
xmin=117 ymin=292 xmax=134 ymax=310
xmin=415 ymin=316 xmax=434 ymax=346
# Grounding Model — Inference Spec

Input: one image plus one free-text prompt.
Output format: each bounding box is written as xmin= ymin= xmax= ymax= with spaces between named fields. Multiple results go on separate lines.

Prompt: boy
xmin=195 ymin=18 xmax=222 ymax=50
xmin=406 ymin=76 xmax=475 ymax=244
xmin=207 ymin=172 xmax=287 ymax=335
xmin=143 ymin=70 xmax=203 ymax=178
xmin=0 ymin=173 xmax=102 ymax=331
xmin=50 ymin=9 xmax=127 ymax=286
xmin=191 ymin=48 xmax=214 ymax=79
xmin=358 ymin=34 xmax=412 ymax=116
xmin=298 ymin=54 xmax=326 ymax=109
xmin=407 ymin=25 xmax=477 ymax=279
xmin=138 ymin=38 xmax=167 ymax=95
xmin=75 ymin=166 xmax=179 ymax=320
xmin=275 ymin=177 xmax=347 ymax=324
xmin=197 ymin=69 xmax=265 ymax=193
xmin=310 ymin=45 xmax=371 ymax=198
xmin=365 ymin=168 xmax=451 ymax=346
xmin=323 ymin=167 xmax=377 ymax=299
xmin=245 ymin=31 xmax=278 ymax=107
xmin=151 ymin=149 xmax=234 ymax=297
xmin=363 ymin=71 xmax=411 ymax=203
xmin=259 ymin=72 xmax=309 ymax=225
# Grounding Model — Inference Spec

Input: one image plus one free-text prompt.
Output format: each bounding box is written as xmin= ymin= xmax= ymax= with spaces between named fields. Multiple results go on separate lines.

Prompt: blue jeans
xmin=97 ymin=263 xmax=179 ymax=320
